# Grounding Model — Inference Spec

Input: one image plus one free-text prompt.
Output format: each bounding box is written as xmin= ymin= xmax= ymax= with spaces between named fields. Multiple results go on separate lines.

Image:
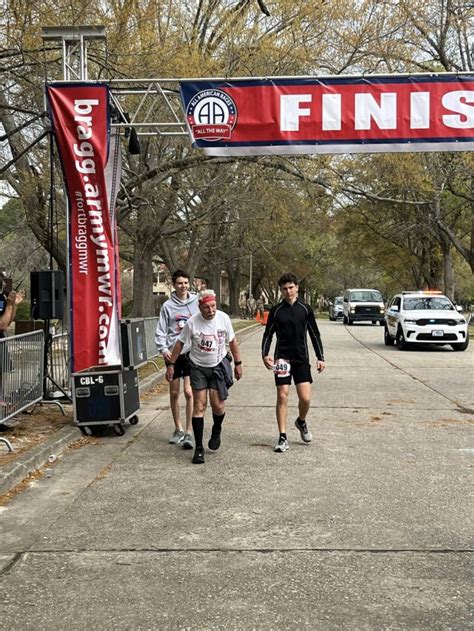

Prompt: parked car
xmin=343 ymin=288 xmax=385 ymax=325
xmin=329 ymin=296 xmax=344 ymax=321
xmin=384 ymin=290 xmax=469 ymax=351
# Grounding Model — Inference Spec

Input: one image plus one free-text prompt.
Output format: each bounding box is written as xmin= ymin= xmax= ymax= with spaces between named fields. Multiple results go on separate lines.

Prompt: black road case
xmin=120 ymin=319 xmax=147 ymax=368
xmin=72 ymin=367 xmax=140 ymax=436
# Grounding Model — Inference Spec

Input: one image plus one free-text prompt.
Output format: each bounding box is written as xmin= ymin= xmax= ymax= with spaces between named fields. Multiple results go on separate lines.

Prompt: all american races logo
xmin=186 ymin=89 xmax=237 ymax=141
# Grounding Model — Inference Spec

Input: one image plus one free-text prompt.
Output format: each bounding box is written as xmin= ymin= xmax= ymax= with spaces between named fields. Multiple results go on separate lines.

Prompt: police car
xmin=384 ymin=291 xmax=469 ymax=351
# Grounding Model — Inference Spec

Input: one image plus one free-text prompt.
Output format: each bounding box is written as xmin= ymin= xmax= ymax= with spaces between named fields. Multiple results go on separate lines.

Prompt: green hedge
xmin=15 ymin=300 xmax=31 ymax=321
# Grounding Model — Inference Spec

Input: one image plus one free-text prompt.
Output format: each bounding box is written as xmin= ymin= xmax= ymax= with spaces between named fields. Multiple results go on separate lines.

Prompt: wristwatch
xmin=234 ymin=360 xmax=242 ymax=366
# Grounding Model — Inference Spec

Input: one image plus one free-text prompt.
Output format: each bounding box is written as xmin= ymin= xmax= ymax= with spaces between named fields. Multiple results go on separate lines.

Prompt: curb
xmin=139 ymin=367 xmax=166 ymax=394
xmin=0 ymin=425 xmax=81 ymax=497
xmin=0 ymin=322 xmax=260 ymax=497
xmin=0 ymin=369 xmax=167 ymax=498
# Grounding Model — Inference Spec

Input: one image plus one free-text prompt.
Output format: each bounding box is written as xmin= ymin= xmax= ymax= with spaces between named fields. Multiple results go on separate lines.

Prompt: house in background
xmin=152 ymin=264 xmax=170 ymax=296
xmin=123 ymin=263 xmax=228 ymax=305
xmin=152 ymin=264 xmax=230 ymax=304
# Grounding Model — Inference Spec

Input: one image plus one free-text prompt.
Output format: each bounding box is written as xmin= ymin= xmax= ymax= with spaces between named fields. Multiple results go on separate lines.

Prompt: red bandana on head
xmin=199 ymin=294 xmax=216 ymax=305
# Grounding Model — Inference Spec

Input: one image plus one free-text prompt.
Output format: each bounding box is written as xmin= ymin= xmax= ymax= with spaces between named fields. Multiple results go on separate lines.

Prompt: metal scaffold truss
xmin=41 ymin=26 xmax=189 ymax=138
xmin=108 ymin=79 xmax=188 ymax=137
xmin=43 ymin=25 xmax=474 ymax=151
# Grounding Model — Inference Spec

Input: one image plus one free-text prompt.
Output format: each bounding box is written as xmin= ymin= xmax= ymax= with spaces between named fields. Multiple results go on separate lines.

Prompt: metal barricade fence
xmin=143 ymin=316 xmax=159 ymax=360
xmin=0 ymin=330 xmax=44 ymax=424
xmin=47 ymin=331 xmax=71 ymax=398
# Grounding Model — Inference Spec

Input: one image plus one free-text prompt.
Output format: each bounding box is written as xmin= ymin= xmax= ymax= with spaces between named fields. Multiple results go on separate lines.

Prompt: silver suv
xmin=384 ymin=291 xmax=469 ymax=351
xmin=329 ymin=296 xmax=344 ymax=321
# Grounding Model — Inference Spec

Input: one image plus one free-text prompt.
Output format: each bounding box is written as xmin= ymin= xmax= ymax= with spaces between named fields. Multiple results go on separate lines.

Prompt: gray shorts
xmin=190 ymin=363 xmax=219 ymax=391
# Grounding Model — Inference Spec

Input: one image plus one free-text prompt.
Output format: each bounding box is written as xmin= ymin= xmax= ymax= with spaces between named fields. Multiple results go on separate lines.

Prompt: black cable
xmin=0 ymin=130 xmax=48 ymax=175
xmin=0 ymin=104 xmax=41 ymax=116
xmin=0 ymin=113 xmax=43 ymax=142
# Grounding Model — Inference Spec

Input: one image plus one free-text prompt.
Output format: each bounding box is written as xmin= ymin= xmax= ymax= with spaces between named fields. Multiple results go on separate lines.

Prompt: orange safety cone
xmin=262 ymin=311 xmax=269 ymax=325
xmin=255 ymin=311 xmax=261 ymax=323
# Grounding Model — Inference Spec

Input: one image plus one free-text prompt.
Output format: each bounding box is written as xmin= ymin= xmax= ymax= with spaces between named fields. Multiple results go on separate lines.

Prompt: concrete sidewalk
xmin=0 ymin=320 xmax=258 ymax=497
xmin=0 ymin=359 xmax=166 ymax=498
xmin=0 ymin=320 xmax=472 ymax=629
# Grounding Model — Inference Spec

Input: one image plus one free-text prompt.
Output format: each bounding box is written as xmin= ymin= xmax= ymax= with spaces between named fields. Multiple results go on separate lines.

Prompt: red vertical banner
xmin=47 ymin=83 xmax=122 ymax=372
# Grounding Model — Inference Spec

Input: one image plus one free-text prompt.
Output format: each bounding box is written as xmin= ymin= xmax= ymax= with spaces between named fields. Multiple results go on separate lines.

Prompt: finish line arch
xmin=43 ymin=27 xmax=474 ymax=371
xmin=103 ymin=73 xmax=474 ymax=157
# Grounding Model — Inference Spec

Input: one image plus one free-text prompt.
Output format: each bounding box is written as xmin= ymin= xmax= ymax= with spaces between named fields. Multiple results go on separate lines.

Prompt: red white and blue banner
xmin=47 ymin=83 xmax=122 ymax=373
xmin=180 ymin=74 xmax=474 ymax=156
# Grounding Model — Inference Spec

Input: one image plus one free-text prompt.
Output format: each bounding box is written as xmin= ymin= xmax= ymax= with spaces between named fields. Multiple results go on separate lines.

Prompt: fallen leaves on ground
xmin=0 ymin=405 xmax=73 ymax=468
xmin=0 ymin=468 xmax=45 ymax=506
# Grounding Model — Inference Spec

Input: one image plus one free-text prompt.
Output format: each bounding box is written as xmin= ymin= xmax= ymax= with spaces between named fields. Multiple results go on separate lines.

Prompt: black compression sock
xmin=279 ymin=433 xmax=287 ymax=440
xmin=212 ymin=413 xmax=225 ymax=430
xmin=192 ymin=417 xmax=204 ymax=448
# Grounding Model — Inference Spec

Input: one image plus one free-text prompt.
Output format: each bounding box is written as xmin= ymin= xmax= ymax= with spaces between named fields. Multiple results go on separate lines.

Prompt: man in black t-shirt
xmin=262 ymin=272 xmax=326 ymax=453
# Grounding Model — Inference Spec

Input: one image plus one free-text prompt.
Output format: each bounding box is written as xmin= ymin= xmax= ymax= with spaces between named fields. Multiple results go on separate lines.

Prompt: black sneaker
xmin=295 ymin=418 xmax=312 ymax=443
xmin=208 ymin=428 xmax=222 ymax=451
xmin=192 ymin=447 xmax=205 ymax=464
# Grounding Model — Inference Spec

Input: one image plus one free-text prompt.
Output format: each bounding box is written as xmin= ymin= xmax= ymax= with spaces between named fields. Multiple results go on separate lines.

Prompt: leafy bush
xmin=15 ymin=300 xmax=31 ymax=321
xmin=121 ymin=300 xmax=134 ymax=318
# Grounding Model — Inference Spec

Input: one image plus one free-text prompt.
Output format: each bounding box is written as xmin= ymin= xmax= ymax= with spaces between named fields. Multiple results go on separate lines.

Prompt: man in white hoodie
xmin=155 ymin=270 xmax=199 ymax=449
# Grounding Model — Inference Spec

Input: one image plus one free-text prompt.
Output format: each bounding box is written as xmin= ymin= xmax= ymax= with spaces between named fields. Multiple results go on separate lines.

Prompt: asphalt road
xmin=1 ymin=320 xmax=473 ymax=630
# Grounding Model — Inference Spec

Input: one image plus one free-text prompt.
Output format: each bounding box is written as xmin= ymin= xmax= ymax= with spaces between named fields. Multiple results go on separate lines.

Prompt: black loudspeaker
xmin=120 ymin=319 xmax=147 ymax=368
xmin=30 ymin=270 xmax=65 ymax=320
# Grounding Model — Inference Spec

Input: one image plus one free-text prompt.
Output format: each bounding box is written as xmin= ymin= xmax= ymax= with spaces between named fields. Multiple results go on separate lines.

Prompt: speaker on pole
xmin=30 ymin=270 xmax=65 ymax=320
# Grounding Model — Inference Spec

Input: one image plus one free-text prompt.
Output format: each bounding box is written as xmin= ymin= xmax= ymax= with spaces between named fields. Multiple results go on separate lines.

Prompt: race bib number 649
xmin=274 ymin=359 xmax=291 ymax=377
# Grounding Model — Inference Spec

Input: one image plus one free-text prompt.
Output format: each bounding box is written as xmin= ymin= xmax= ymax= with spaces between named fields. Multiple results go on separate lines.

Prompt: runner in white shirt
xmin=166 ymin=290 xmax=243 ymax=465
xmin=183 ymin=310 xmax=234 ymax=367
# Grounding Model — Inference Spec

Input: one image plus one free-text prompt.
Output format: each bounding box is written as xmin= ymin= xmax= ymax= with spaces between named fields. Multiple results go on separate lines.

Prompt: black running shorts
xmin=273 ymin=360 xmax=312 ymax=386
xmin=168 ymin=353 xmax=191 ymax=380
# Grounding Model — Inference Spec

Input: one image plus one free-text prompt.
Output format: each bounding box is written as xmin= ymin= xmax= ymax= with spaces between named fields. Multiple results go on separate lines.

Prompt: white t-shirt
xmin=178 ymin=311 xmax=235 ymax=368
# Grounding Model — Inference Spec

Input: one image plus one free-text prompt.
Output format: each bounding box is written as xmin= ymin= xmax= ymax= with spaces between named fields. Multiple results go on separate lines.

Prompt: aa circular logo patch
xmin=186 ymin=89 xmax=237 ymax=142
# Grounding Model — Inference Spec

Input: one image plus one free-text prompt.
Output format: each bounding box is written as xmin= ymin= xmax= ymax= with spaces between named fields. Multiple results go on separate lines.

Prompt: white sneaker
xmin=182 ymin=433 xmax=194 ymax=450
xmin=274 ymin=437 xmax=289 ymax=452
xmin=295 ymin=418 xmax=312 ymax=443
xmin=169 ymin=429 xmax=185 ymax=444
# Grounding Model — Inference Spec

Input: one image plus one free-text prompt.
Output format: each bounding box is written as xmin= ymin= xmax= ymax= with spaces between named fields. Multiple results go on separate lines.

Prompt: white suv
xmin=343 ymin=288 xmax=385 ymax=325
xmin=384 ymin=291 xmax=469 ymax=351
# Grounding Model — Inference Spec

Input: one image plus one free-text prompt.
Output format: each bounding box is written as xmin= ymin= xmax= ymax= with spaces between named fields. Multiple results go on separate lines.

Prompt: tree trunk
xmin=420 ymin=239 xmax=442 ymax=289
xmin=440 ymin=237 xmax=455 ymax=300
xmin=226 ymin=261 xmax=241 ymax=316
xmin=131 ymin=246 xmax=154 ymax=316
xmin=207 ymin=265 xmax=221 ymax=306
xmin=411 ymin=263 xmax=423 ymax=290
